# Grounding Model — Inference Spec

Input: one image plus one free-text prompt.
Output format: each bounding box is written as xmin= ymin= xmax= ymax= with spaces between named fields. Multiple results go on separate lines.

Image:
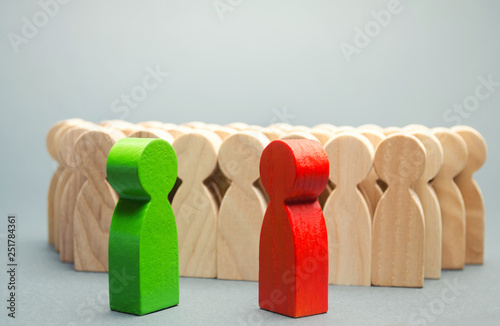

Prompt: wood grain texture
xmin=56 ymin=122 xmax=96 ymax=258
xmin=372 ymin=134 xmax=426 ymax=287
xmin=217 ymin=131 xmax=269 ymax=281
xmin=432 ymin=128 xmax=468 ymax=270
xmin=323 ymin=133 xmax=373 ymax=286
xmin=358 ymin=129 xmax=386 ymax=218
xmin=73 ymin=128 xmax=125 ymax=272
xmin=259 ymin=139 xmax=329 ymax=318
xmin=452 ymin=126 xmax=487 ymax=265
xmin=47 ymin=119 xmax=82 ymax=245
xmin=410 ymin=131 xmax=444 ymax=279
xmin=107 ymin=137 xmax=179 ymax=315
xmin=50 ymin=120 xmax=85 ymax=248
xmin=172 ymin=130 xmax=222 ymax=278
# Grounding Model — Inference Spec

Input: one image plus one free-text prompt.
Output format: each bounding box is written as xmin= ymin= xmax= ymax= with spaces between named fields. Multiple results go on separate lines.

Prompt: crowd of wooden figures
xmin=46 ymin=119 xmax=486 ymax=289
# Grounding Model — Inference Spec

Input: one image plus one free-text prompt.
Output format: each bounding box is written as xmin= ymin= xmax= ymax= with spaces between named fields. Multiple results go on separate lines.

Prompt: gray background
xmin=1 ymin=0 xmax=499 ymax=325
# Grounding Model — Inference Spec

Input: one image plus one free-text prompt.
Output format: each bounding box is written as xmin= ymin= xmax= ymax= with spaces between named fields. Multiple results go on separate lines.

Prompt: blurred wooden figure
xmin=452 ymin=126 xmax=487 ymax=265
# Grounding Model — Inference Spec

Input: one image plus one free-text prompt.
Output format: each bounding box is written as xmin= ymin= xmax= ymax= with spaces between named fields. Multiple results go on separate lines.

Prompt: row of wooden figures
xmin=46 ymin=119 xmax=487 ymax=288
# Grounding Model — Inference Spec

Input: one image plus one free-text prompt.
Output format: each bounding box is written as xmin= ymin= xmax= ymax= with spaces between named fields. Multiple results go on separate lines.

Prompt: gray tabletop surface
xmin=1 ymin=206 xmax=499 ymax=326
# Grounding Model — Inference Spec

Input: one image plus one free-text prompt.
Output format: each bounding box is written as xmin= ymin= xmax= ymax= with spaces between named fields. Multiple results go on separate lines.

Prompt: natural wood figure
xmin=52 ymin=120 xmax=87 ymax=251
xmin=46 ymin=119 xmax=83 ymax=245
xmin=57 ymin=122 xmax=96 ymax=260
xmin=432 ymin=128 xmax=468 ymax=270
xmin=358 ymin=129 xmax=386 ymax=217
xmin=452 ymin=126 xmax=487 ymax=265
xmin=410 ymin=131 xmax=444 ymax=279
xmin=259 ymin=139 xmax=329 ymax=318
xmin=372 ymin=134 xmax=426 ymax=287
xmin=172 ymin=130 xmax=222 ymax=278
xmin=73 ymin=128 xmax=125 ymax=272
xmin=217 ymin=131 xmax=269 ymax=281
xmin=107 ymin=138 xmax=179 ymax=315
xmin=323 ymin=133 xmax=373 ymax=286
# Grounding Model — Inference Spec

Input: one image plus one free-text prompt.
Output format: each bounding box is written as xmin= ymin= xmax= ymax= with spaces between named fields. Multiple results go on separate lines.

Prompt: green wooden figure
xmin=107 ymin=138 xmax=179 ymax=315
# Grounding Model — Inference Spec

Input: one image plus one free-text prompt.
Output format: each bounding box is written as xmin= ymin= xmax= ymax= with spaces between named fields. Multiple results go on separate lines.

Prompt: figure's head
xmin=260 ymin=139 xmax=329 ymax=203
xmin=107 ymin=138 xmax=177 ymax=200
xmin=374 ymin=134 xmax=426 ymax=187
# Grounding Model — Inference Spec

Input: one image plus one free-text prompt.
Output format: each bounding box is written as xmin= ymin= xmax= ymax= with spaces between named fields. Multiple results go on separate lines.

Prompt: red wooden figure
xmin=259 ymin=139 xmax=329 ymax=318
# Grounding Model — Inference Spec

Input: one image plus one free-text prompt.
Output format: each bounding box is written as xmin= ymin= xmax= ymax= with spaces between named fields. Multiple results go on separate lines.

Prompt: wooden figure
xmin=107 ymin=138 xmax=179 ymax=315
xmin=259 ymin=139 xmax=329 ymax=318
xmin=217 ymin=131 xmax=269 ymax=281
xmin=358 ymin=129 xmax=386 ymax=218
xmin=372 ymin=134 xmax=426 ymax=287
xmin=52 ymin=121 xmax=87 ymax=251
xmin=452 ymin=126 xmax=487 ymax=265
xmin=46 ymin=119 xmax=82 ymax=245
xmin=323 ymin=133 xmax=373 ymax=286
xmin=172 ymin=130 xmax=221 ymax=278
xmin=73 ymin=128 xmax=125 ymax=272
xmin=57 ymin=121 xmax=96 ymax=260
xmin=432 ymin=128 xmax=468 ymax=270
xmin=410 ymin=131 xmax=444 ymax=279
